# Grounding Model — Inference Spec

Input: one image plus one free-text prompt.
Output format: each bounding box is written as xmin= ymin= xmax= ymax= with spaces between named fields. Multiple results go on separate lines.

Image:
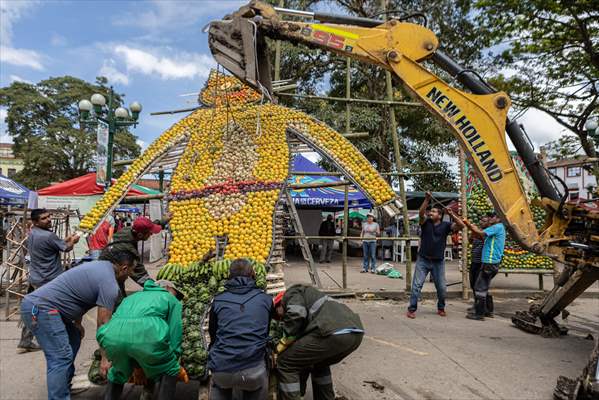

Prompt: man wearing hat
xmin=273 ymin=285 xmax=364 ymax=400
xmin=101 ymin=215 xmax=170 ymax=294
xmin=97 ymin=279 xmax=187 ymax=399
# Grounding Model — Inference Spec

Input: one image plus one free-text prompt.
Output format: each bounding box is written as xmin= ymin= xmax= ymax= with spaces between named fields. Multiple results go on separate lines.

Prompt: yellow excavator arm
xmin=208 ymin=3 xmax=599 ymax=395
xmin=209 ymin=0 xmax=544 ymax=251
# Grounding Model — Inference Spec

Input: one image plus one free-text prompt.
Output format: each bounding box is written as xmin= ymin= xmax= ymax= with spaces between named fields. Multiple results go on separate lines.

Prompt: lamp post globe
xmin=78 ymin=99 xmax=92 ymax=112
xmin=91 ymin=93 xmax=106 ymax=106
xmin=129 ymin=101 xmax=142 ymax=120
xmin=115 ymin=107 xmax=129 ymax=119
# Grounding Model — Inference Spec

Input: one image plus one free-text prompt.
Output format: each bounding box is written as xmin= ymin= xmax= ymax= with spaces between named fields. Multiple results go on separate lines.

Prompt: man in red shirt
xmin=88 ymin=216 xmax=115 ymax=259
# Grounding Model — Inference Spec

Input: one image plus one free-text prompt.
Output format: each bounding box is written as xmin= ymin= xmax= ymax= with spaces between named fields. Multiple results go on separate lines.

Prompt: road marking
xmin=364 ymin=336 xmax=429 ymax=356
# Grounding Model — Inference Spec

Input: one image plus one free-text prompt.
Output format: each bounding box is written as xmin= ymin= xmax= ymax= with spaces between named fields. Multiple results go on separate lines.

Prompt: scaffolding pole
xmin=381 ymin=0 xmax=412 ymax=291
xmin=342 ymin=184 xmax=349 ymax=289
xmin=460 ymin=148 xmax=469 ymax=299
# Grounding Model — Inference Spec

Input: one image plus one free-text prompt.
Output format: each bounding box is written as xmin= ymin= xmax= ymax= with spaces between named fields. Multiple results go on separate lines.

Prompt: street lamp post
xmin=78 ymin=87 xmax=142 ymax=188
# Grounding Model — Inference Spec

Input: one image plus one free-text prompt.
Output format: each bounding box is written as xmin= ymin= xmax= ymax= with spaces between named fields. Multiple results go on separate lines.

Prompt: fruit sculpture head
xmin=199 ymin=69 xmax=262 ymax=107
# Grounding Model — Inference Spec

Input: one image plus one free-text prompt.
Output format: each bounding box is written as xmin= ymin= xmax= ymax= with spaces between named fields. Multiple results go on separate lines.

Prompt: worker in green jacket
xmin=273 ymin=285 xmax=364 ymax=400
xmin=97 ymin=279 xmax=187 ymax=400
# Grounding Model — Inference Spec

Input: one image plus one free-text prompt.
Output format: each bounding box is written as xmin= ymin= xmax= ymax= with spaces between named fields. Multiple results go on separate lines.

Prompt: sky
xmin=0 ymin=0 xmax=570 ymax=155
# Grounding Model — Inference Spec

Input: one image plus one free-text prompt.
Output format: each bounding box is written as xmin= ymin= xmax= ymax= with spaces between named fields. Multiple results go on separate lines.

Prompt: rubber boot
xmin=485 ymin=295 xmax=494 ymax=318
xmin=157 ymin=374 xmax=178 ymax=400
xmin=103 ymin=382 xmax=124 ymax=400
xmin=466 ymin=297 xmax=486 ymax=320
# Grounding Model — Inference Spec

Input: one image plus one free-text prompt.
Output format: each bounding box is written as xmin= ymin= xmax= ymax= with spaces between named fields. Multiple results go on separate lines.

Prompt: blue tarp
xmin=0 ymin=174 xmax=32 ymax=205
xmin=288 ymin=155 xmax=371 ymax=210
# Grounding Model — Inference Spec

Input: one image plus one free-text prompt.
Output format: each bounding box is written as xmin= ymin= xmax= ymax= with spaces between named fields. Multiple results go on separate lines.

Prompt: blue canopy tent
xmin=0 ymin=175 xmax=34 ymax=206
xmin=288 ymin=154 xmax=371 ymax=210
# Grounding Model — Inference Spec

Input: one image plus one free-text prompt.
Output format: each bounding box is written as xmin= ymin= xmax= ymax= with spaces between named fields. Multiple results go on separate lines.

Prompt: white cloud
xmin=99 ymin=59 xmax=129 ymax=85
xmin=136 ymin=139 xmax=146 ymax=150
xmin=9 ymin=74 xmax=32 ymax=84
xmin=113 ymin=45 xmax=214 ymax=80
xmin=50 ymin=32 xmax=67 ymax=47
xmin=514 ymin=108 xmax=569 ymax=150
xmin=113 ymin=0 xmax=245 ymax=31
xmin=0 ymin=0 xmax=44 ymax=70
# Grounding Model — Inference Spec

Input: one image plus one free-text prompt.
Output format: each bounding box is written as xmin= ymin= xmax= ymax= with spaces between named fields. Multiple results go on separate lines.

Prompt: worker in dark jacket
xmin=101 ymin=215 xmax=169 ymax=295
xmin=208 ymin=258 xmax=273 ymax=400
xmin=274 ymin=285 xmax=364 ymax=400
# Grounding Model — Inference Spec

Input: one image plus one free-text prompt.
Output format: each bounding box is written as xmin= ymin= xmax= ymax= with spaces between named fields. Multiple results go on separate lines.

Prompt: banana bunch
xmin=211 ymin=259 xmax=232 ymax=281
xmin=157 ymin=263 xmax=184 ymax=281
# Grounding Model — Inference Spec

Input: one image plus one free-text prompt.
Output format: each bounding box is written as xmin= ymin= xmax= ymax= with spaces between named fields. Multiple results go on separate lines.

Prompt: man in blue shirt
xmin=20 ymin=249 xmax=135 ymax=400
xmin=463 ymin=211 xmax=506 ymax=320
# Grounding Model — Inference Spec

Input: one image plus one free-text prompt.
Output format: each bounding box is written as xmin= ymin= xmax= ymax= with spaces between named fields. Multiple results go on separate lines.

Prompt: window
xmin=548 ymin=167 xmax=557 ymax=176
xmin=7 ymin=168 xmax=16 ymax=177
xmin=567 ymin=167 xmax=581 ymax=177
xmin=0 ymin=168 xmax=3 ymax=175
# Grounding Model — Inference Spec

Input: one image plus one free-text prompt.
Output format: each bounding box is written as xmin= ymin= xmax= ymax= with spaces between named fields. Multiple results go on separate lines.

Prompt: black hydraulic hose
xmin=431 ymin=51 xmax=561 ymax=202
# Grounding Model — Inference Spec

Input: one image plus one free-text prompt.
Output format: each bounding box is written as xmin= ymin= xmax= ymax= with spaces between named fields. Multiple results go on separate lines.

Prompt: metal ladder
xmin=285 ymin=190 xmax=322 ymax=288
xmin=215 ymin=235 xmax=228 ymax=261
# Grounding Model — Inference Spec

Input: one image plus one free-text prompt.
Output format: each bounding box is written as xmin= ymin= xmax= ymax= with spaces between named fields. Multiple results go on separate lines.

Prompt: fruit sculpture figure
xmin=79 ymin=70 xmax=397 ymax=269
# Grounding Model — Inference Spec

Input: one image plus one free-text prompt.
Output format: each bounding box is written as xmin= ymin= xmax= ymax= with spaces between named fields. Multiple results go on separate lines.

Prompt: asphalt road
xmin=1 ymin=296 xmax=597 ymax=400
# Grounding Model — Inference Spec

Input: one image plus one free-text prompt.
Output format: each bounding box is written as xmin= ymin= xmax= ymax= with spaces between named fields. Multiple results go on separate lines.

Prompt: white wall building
xmin=547 ymin=157 xmax=597 ymax=201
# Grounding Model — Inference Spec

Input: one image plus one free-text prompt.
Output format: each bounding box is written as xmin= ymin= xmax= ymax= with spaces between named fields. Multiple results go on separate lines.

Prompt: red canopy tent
xmin=38 ymin=173 xmax=145 ymax=196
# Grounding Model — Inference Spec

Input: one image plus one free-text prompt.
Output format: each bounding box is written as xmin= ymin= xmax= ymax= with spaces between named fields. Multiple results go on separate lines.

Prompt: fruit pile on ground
xmin=157 ymin=258 xmax=267 ymax=379
xmin=467 ymin=184 xmax=553 ymax=270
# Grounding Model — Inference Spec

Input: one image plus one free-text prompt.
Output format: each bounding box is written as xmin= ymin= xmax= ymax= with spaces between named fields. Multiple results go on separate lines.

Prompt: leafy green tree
xmin=542 ymin=135 xmax=582 ymax=160
xmin=476 ymin=0 xmax=599 ymax=176
xmin=0 ymin=76 xmax=141 ymax=189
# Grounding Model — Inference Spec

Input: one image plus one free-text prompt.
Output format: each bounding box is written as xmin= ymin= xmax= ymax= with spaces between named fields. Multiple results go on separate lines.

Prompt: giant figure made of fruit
xmin=79 ymin=70 xmax=397 ymax=269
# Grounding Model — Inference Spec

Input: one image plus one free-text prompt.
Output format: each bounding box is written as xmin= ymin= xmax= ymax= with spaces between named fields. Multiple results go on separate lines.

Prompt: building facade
xmin=0 ymin=143 xmax=24 ymax=178
xmin=547 ymin=157 xmax=597 ymax=200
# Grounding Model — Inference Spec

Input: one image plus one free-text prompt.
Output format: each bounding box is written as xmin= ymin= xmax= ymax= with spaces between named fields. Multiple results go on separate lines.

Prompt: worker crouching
xmin=274 ymin=285 xmax=364 ymax=400
xmin=97 ymin=279 xmax=188 ymax=399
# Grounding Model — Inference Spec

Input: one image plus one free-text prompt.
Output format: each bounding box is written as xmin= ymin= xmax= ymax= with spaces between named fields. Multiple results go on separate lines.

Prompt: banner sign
xmin=96 ymin=121 xmax=109 ymax=186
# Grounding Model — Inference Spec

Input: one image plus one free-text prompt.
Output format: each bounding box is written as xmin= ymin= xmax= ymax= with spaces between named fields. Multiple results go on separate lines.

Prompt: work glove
xmin=177 ymin=367 xmax=189 ymax=384
xmin=128 ymin=368 xmax=148 ymax=386
xmin=275 ymin=337 xmax=295 ymax=354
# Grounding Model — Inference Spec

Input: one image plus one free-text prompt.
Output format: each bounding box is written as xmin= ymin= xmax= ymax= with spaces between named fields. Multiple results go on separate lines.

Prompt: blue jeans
xmin=408 ymin=257 xmax=446 ymax=312
xmin=21 ymin=298 xmax=81 ymax=400
xmin=362 ymin=241 xmax=377 ymax=271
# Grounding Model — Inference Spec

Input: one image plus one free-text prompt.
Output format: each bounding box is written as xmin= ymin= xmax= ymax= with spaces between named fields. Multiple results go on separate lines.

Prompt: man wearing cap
xmin=208 ymin=258 xmax=273 ymax=400
xmin=463 ymin=211 xmax=506 ymax=320
xmin=97 ymin=279 xmax=187 ymax=400
xmin=101 ymin=214 xmax=170 ymax=295
xmin=273 ymin=284 xmax=364 ymax=400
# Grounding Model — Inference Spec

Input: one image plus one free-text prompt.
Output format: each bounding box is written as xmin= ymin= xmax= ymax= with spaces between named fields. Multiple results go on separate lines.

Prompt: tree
xmin=0 ymin=76 xmax=141 ymax=189
xmin=543 ymin=135 xmax=583 ymax=160
xmin=475 ymin=0 xmax=599 ymax=177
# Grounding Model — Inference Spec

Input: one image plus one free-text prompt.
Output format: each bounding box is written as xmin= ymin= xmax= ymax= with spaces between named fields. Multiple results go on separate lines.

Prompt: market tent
xmin=288 ymin=155 xmax=371 ymax=210
xmin=38 ymin=173 xmax=148 ymax=196
xmin=0 ymin=175 xmax=36 ymax=207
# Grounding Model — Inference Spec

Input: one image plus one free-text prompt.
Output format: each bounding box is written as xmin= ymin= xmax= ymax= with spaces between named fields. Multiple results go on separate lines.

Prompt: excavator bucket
xmin=208 ymin=16 xmax=272 ymax=96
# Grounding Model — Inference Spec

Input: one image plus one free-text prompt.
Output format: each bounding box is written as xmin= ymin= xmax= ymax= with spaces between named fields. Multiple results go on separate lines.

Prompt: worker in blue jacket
xmin=208 ymin=258 xmax=273 ymax=400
